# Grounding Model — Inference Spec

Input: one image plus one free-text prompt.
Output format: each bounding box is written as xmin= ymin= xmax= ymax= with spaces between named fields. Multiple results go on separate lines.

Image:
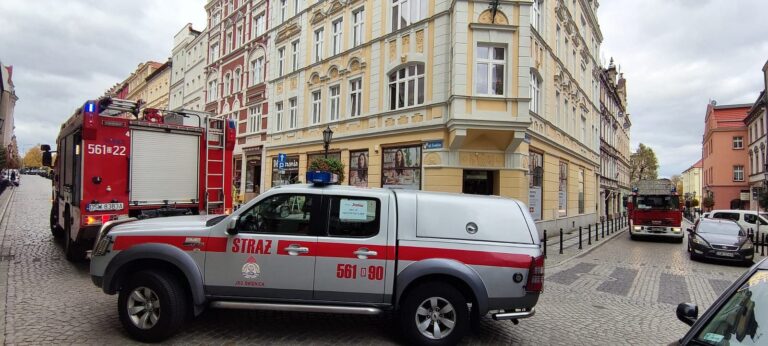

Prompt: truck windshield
xmin=635 ymin=195 xmax=679 ymax=211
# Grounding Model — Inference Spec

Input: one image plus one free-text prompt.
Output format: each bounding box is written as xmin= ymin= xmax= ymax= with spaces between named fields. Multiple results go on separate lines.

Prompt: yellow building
xmin=263 ymin=0 xmax=603 ymax=234
xmin=144 ymin=60 xmax=171 ymax=110
xmin=681 ymin=159 xmax=703 ymax=207
xmin=124 ymin=61 xmax=165 ymax=104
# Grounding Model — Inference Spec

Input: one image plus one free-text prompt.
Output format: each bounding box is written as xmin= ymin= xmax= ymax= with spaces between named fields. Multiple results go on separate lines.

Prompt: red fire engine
xmin=627 ymin=178 xmax=683 ymax=242
xmin=42 ymin=98 xmax=235 ymax=261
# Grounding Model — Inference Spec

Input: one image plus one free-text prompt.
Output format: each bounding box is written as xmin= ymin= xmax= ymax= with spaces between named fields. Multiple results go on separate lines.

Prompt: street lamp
xmin=322 ymin=126 xmax=333 ymax=158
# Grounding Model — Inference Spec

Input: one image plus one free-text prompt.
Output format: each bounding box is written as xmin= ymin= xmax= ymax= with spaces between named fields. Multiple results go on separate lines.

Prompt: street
xmin=0 ymin=176 xmax=759 ymax=345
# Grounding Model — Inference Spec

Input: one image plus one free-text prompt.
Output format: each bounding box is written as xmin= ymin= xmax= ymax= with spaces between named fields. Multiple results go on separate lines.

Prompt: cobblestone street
xmin=0 ymin=176 xmax=761 ymax=345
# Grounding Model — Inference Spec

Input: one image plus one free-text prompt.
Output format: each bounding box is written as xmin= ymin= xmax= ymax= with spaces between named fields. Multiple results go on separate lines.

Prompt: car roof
xmin=698 ymin=217 xmax=739 ymax=226
xmin=710 ymin=209 xmax=758 ymax=214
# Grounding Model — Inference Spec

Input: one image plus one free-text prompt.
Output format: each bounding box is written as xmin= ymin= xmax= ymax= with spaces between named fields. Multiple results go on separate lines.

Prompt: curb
xmin=0 ymin=187 xmax=15 ymax=345
xmin=546 ymin=227 xmax=628 ymax=269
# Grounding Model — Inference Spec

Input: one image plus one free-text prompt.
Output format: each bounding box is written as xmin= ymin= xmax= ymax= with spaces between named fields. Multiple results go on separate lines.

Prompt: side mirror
xmin=41 ymin=145 xmax=53 ymax=167
xmin=226 ymin=215 xmax=239 ymax=235
xmin=676 ymin=303 xmax=698 ymax=326
xmin=686 ymin=228 xmax=694 ymax=233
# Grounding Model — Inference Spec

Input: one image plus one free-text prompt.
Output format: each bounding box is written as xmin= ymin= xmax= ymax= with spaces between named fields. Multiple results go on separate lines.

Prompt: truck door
xmin=204 ymin=193 xmax=320 ymax=300
xmin=312 ymin=193 xmax=389 ymax=303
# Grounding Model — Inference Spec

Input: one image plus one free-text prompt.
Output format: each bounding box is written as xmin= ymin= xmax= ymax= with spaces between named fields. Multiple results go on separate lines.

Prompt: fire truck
xmin=42 ymin=98 xmax=235 ymax=261
xmin=627 ymin=178 xmax=684 ymax=242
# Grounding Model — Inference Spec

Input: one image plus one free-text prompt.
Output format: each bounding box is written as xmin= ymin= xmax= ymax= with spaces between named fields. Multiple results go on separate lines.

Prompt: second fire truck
xmin=627 ymin=178 xmax=684 ymax=242
xmin=42 ymin=98 xmax=235 ymax=261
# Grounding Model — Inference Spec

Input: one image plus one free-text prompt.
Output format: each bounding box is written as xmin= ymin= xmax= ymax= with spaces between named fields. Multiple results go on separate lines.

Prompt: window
xmin=249 ymin=105 xmax=261 ymax=133
xmin=388 ymin=64 xmax=425 ymax=110
xmin=332 ymin=19 xmax=343 ymax=55
xmin=314 ymin=28 xmax=324 ymax=62
xmin=210 ymin=42 xmax=219 ymax=62
xmin=227 ymin=0 xmax=234 ymax=13
xmin=578 ymin=168 xmax=584 ymax=214
xmin=250 ymin=57 xmax=264 ymax=85
xmin=555 ymin=91 xmax=561 ymax=126
xmin=692 ymin=269 xmax=766 ymax=346
xmin=312 ymin=90 xmax=322 ymax=124
xmin=391 ymin=0 xmax=425 ymax=31
xmin=272 ymin=156 xmax=300 ymax=186
xmin=327 ymin=197 xmax=380 ymax=237
xmin=289 ymin=98 xmax=298 ymax=129
xmin=529 ymin=71 xmax=541 ymax=112
xmin=350 ymin=78 xmax=362 ymax=117
xmin=223 ymin=73 xmax=231 ymax=96
xmin=559 ymin=161 xmax=568 ymax=217
xmin=278 ymin=47 xmax=285 ymax=76
xmin=236 ymin=25 xmax=243 ymax=48
xmin=382 ymin=146 xmax=421 ymax=189
xmin=234 ymin=68 xmax=242 ymax=92
xmin=733 ymin=136 xmax=744 ymax=149
xmin=212 ymin=11 xmax=221 ymax=26
xmin=226 ymin=31 xmax=233 ymax=53
xmin=294 ymin=0 xmax=301 ymax=15
xmin=329 ymin=85 xmax=340 ymax=121
xmin=556 ymin=25 xmax=561 ymax=56
xmin=280 ymin=0 xmax=287 ymax=21
xmin=349 ymin=150 xmax=369 ymax=187
xmin=253 ymin=14 xmax=265 ymax=37
xmin=207 ymin=79 xmax=217 ymax=101
xmin=531 ymin=0 xmax=542 ymax=32
xmin=734 ymin=165 xmax=744 ymax=181
xmin=237 ymin=194 xmax=317 ymax=235
xmin=291 ymin=40 xmax=300 ymax=71
xmin=275 ymin=102 xmax=284 ymax=131
xmin=580 ymin=115 xmax=586 ymax=142
xmin=352 ymin=8 xmax=364 ymax=47
xmin=475 ymin=45 xmax=505 ymax=96
xmin=529 ymin=151 xmax=544 ymax=221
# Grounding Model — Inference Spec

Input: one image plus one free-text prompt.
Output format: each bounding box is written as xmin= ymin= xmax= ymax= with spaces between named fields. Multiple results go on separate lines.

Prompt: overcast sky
xmin=2 ymin=1 xmax=767 ymax=178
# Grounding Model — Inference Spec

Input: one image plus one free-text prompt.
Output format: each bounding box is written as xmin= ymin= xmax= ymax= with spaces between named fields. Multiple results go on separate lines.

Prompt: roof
xmin=684 ymin=159 xmax=703 ymax=173
xmin=708 ymin=103 xmax=752 ymax=129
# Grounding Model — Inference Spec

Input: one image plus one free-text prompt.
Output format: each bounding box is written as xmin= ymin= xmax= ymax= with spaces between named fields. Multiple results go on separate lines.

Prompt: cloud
xmin=0 ymin=0 xmax=206 ymax=152
xmin=598 ymin=0 xmax=768 ymax=177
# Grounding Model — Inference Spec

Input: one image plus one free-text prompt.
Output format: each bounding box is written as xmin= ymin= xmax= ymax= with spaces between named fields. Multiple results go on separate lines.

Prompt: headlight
xmin=692 ymin=236 xmax=709 ymax=247
xmin=741 ymin=241 xmax=754 ymax=250
xmin=672 ymin=227 xmax=681 ymax=232
xmin=92 ymin=236 xmax=112 ymax=256
xmin=633 ymin=226 xmax=642 ymax=231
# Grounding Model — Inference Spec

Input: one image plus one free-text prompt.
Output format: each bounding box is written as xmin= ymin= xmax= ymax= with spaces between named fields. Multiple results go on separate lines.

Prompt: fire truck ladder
xmin=205 ymin=116 xmax=227 ymax=214
xmin=96 ymin=98 xmax=142 ymax=117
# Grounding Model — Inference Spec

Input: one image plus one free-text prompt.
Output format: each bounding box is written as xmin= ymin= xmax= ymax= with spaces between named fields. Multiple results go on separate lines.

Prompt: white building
xmin=170 ymin=23 xmax=208 ymax=124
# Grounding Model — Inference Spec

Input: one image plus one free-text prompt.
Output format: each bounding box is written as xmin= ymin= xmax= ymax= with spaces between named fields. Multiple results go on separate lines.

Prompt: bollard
xmin=588 ymin=224 xmax=592 ymax=245
xmin=579 ymin=226 xmax=583 ymax=250
xmin=596 ymin=223 xmax=600 ymax=241
xmin=763 ymin=233 xmax=766 ymax=257
xmin=749 ymin=228 xmax=754 ymax=244
xmin=559 ymin=228 xmax=564 ymax=254
xmin=601 ymin=221 xmax=605 ymax=238
xmin=543 ymin=230 xmax=548 ymax=259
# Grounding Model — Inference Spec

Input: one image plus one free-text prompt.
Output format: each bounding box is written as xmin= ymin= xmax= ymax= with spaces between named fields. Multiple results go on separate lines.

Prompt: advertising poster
xmin=349 ymin=150 xmax=369 ymax=187
xmin=529 ymin=186 xmax=542 ymax=221
xmin=382 ymin=146 xmax=421 ymax=190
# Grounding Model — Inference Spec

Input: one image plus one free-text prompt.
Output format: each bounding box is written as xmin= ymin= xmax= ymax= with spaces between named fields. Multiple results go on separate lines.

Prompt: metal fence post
xmin=543 ymin=230 xmax=547 ymax=259
xmin=559 ymin=228 xmax=564 ymax=254
xmin=601 ymin=220 xmax=605 ymax=239
xmin=763 ymin=233 xmax=766 ymax=257
xmin=579 ymin=226 xmax=583 ymax=250
xmin=588 ymin=224 xmax=592 ymax=245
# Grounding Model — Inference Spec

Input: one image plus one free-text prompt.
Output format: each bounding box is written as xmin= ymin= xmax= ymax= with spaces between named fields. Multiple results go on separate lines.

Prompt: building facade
xmin=170 ymin=24 xmax=209 ymax=120
xmin=745 ymin=91 xmax=766 ymax=211
xmin=123 ymin=61 xmax=165 ymax=103
xmin=205 ymin=0 xmax=271 ymax=204
xmin=144 ymin=60 xmax=171 ymax=110
xmin=258 ymin=0 xmax=604 ymax=235
xmin=598 ymin=59 xmax=630 ymax=220
xmin=702 ymin=102 xmax=751 ymax=210
xmin=0 ymin=61 xmax=17 ymax=152
xmin=681 ymin=159 xmax=702 ymax=207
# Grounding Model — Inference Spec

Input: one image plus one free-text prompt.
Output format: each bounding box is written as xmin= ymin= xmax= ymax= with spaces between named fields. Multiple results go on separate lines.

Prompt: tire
xmin=675 ymin=237 xmax=684 ymax=244
xmin=50 ymin=207 xmax=64 ymax=238
xmin=689 ymin=251 xmax=698 ymax=262
xmin=118 ymin=270 xmax=188 ymax=342
xmin=399 ymin=282 xmax=469 ymax=346
xmin=630 ymin=233 xmax=637 ymax=241
xmin=63 ymin=214 xmax=85 ymax=262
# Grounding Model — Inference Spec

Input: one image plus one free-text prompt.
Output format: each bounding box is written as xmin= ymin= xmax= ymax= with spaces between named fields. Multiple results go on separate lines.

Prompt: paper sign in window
xmin=339 ymin=199 xmax=368 ymax=221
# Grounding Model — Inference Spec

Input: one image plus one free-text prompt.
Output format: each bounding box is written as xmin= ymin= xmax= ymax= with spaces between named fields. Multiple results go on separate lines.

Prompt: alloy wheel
xmin=414 ymin=297 xmax=457 ymax=340
xmin=126 ymin=286 xmax=161 ymax=330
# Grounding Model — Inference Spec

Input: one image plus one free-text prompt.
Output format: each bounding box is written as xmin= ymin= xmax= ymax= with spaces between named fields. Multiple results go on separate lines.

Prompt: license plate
xmin=86 ymin=203 xmax=124 ymax=212
xmin=715 ymin=251 xmax=735 ymax=257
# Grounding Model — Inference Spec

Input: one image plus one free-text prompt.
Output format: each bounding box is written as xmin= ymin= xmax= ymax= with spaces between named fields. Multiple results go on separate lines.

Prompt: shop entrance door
xmin=463 ymin=170 xmax=494 ymax=195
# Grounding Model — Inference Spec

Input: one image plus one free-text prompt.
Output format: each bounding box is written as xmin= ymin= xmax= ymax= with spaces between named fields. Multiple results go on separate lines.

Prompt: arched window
xmin=207 ymin=79 xmax=218 ymax=102
xmin=223 ymin=73 xmax=231 ymax=96
xmin=234 ymin=68 xmax=242 ymax=92
xmin=389 ymin=63 xmax=425 ymax=110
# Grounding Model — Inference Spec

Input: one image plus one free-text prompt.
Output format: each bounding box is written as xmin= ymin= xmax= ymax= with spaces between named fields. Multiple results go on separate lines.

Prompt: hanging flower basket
xmin=308 ymin=157 xmax=345 ymax=184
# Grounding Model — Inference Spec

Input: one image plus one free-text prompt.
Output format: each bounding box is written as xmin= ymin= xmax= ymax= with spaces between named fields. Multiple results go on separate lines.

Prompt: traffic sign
xmin=278 ymin=153 xmax=286 ymax=169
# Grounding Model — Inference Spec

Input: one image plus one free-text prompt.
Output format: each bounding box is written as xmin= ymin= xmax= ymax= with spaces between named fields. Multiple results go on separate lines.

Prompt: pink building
xmin=702 ymin=102 xmax=752 ymax=210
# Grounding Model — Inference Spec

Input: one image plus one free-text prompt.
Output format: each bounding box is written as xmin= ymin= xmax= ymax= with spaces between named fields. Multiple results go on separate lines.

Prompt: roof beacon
xmin=306 ymin=171 xmax=338 ymax=186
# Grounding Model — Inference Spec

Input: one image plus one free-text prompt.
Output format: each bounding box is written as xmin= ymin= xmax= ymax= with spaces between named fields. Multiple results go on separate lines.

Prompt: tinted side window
xmin=326 ymin=196 xmax=380 ymax=238
xmin=713 ymin=212 xmax=740 ymax=222
xmin=745 ymin=214 xmax=757 ymax=224
xmin=238 ymin=194 xmax=318 ymax=235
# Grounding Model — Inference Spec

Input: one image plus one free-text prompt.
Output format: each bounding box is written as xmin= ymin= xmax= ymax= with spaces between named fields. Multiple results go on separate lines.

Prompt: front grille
xmin=711 ymin=244 xmax=738 ymax=251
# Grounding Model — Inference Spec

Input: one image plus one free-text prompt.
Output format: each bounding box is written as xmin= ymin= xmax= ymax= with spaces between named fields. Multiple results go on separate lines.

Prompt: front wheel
xmin=118 ymin=270 xmax=188 ymax=342
xmin=399 ymin=283 xmax=469 ymax=345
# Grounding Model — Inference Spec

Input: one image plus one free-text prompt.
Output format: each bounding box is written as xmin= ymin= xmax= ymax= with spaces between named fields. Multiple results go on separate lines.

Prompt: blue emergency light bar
xmin=84 ymin=101 xmax=97 ymax=113
xmin=306 ymin=171 xmax=338 ymax=185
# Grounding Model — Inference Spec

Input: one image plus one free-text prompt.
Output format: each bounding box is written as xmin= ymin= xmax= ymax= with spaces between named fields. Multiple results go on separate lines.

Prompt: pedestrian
xmin=9 ymin=170 xmax=16 ymax=189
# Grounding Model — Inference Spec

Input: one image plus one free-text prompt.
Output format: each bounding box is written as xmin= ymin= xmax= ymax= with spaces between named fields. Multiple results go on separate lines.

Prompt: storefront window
xmin=349 ymin=150 xmax=369 ymax=187
xmin=382 ymin=146 xmax=421 ymax=190
xmin=272 ymin=156 xmax=299 ymax=186
xmin=559 ymin=161 xmax=568 ymax=217
xmin=529 ymin=151 xmax=543 ymax=221
xmin=578 ymin=168 xmax=585 ymax=214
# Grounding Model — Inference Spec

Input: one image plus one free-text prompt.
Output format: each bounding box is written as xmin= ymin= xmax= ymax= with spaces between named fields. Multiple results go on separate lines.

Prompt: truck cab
xmin=90 ymin=181 xmax=543 ymax=344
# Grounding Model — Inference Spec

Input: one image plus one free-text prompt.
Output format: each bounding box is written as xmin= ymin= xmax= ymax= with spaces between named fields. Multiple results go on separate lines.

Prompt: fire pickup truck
xmin=89 ymin=176 xmax=543 ymax=344
xmin=42 ymin=98 xmax=235 ymax=262
xmin=628 ymin=179 xmax=683 ymax=242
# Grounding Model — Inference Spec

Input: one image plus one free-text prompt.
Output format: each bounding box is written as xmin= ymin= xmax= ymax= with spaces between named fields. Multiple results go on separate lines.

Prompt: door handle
xmin=354 ymin=248 xmax=378 ymax=259
xmin=284 ymin=245 xmax=310 ymax=255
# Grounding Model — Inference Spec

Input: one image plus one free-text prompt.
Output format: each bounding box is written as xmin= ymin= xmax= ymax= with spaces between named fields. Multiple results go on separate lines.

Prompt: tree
xmin=691 ymin=199 xmax=700 ymax=208
xmin=630 ymin=143 xmax=659 ymax=182
xmin=702 ymin=196 xmax=715 ymax=211
xmin=23 ymin=145 xmax=43 ymax=168
xmin=670 ymin=174 xmax=683 ymax=195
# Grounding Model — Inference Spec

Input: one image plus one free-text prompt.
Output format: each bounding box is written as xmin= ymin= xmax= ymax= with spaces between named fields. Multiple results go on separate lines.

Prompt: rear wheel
xmin=399 ymin=283 xmax=469 ymax=345
xmin=63 ymin=214 xmax=85 ymax=262
xmin=50 ymin=207 xmax=64 ymax=238
xmin=118 ymin=270 xmax=188 ymax=342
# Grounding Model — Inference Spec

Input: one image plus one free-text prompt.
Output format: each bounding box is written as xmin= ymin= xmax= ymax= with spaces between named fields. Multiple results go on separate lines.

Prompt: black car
xmin=687 ymin=218 xmax=754 ymax=266
xmin=675 ymin=258 xmax=766 ymax=345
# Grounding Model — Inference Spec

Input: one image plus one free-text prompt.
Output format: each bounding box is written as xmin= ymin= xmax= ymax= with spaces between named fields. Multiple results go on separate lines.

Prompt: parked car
xmin=708 ymin=209 xmax=768 ymax=234
xmin=687 ymin=218 xmax=754 ymax=266
xmin=90 ymin=182 xmax=543 ymax=343
xmin=674 ymin=258 xmax=766 ymax=345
